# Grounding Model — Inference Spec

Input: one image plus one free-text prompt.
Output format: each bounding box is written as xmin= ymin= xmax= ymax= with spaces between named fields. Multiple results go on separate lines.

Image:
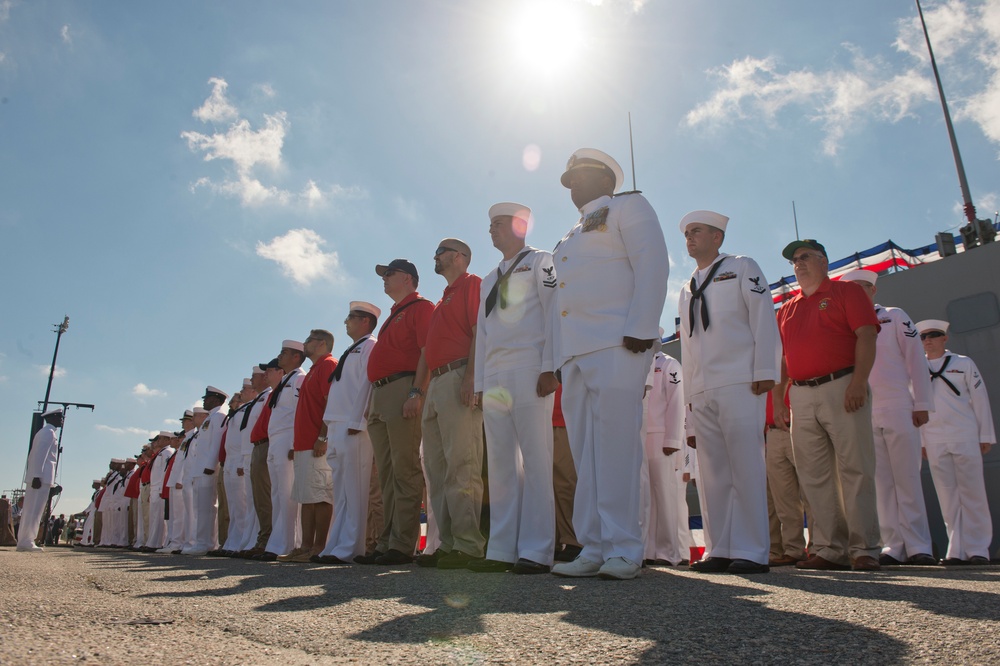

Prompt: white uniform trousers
xmin=238 ymin=454 xmax=259 ymax=551
xmin=872 ymin=409 xmax=933 ymax=559
xmin=674 ymin=468 xmax=692 ymax=559
xmin=135 ymin=485 xmax=149 ymax=548
xmin=482 ymin=369 xmax=556 ymax=566
xmin=690 ymin=383 xmax=769 ymax=564
xmin=221 ymin=465 xmax=249 ymax=552
xmin=113 ymin=506 xmax=128 ymax=546
xmin=81 ymin=510 xmax=96 ymax=546
xmin=320 ymin=424 xmax=374 ymax=560
xmin=264 ymin=431 xmax=301 ymax=556
xmin=145 ymin=493 xmax=167 ymax=549
xmin=16 ymin=486 xmax=48 ymax=548
xmin=561 ymin=345 xmax=651 ymax=565
xmin=191 ymin=475 xmax=219 ymax=552
xmin=165 ymin=488 xmax=187 ymax=550
xmin=180 ymin=485 xmax=197 ymax=549
xmin=643 ymin=445 xmax=687 ymax=564
xmin=925 ymin=440 xmax=993 ymax=560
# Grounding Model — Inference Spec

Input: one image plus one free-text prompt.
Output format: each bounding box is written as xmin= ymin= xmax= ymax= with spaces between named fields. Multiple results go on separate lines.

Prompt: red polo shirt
xmin=140 ymin=460 xmax=153 ymax=484
xmin=552 ymin=385 xmax=565 ymax=428
xmin=124 ymin=464 xmax=145 ymax=498
xmin=251 ymin=403 xmax=271 ymax=444
xmin=367 ymin=292 xmax=435 ymax=382
xmin=293 ymin=354 xmax=337 ymax=451
xmin=776 ymin=277 xmax=879 ymax=381
xmin=425 ymin=272 xmax=481 ymax=371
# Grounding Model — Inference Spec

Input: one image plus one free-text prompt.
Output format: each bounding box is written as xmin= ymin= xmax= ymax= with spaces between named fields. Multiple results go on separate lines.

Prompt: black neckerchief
xmin=240 ymin=392 xmax=266 ymax=431
xmin=484 ymin=250 xmax=531 ymax=317
xmin=930 ymin=354 xmax=961 ymax=396
xmin=330 ymin=335 xmax=371 ymax=383
xmin=268 ymin=371 xmax=296 ymax=409
xmin=688 ymin=257 xmax=726 ymax=337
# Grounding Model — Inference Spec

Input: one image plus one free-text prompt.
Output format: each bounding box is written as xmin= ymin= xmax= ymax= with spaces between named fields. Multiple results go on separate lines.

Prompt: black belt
xmin=372 ymin=371 xmax=416 ymax=388
xmin=791 ymin=366 xmax=854 ymax=388
xmin=430 ymin=358 xmax=467 ymax=378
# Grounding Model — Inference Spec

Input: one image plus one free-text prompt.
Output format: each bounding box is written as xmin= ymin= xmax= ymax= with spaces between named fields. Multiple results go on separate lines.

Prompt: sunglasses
xmin=920 ymin=331 xmax=945 ymax=340
xmin=435 ymin=247 xmax=460 ymax=257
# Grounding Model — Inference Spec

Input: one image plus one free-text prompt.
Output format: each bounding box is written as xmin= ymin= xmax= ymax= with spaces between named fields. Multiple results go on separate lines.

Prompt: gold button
xmin=561 ymin=311 xmax=568 ymax=317
xmin=561 ymin=256 xmax=567 ymax=262
xmin=559 ymin=282 xmax=565 ymax=288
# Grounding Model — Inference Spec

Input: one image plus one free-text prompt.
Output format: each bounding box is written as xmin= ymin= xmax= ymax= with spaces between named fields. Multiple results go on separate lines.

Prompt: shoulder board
xmin=613 ymin=190 xmax=642 ymax=197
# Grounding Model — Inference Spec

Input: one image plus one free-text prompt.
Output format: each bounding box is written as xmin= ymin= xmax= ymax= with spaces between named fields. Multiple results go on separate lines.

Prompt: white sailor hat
xmin=93 ymin=479 xmax=103 ymax=485
xmin=252 ymin=365 xmax=265 ymax=376
xmin=111 ymin=458 xmax=126 ymax=464
xmin=125 ymin=457 xmax=137 ymax=464
xmin=158 ymin=430 xmax=174 ymax=438
xmin=242 ymin=378 xmax=252 ymax=388
xmin=192 ymin=407 xmax=209 ymax=415
xmin=488 ymin=202 xmax=532 ymax=222
xmin=841 ymin=269 xmax=878 ymax=285
xmin=349 ymin=301 xmax=382 ymax=319
xmin=915 ymin=319 xmax=949 ymax=335
xmin=281 ymin=339 xmax=304 ymax=352
xmin=560 ymin=148 xmax=624 ymax=193
xmin=203 ymin=385 xmax=229 ymax=400
xmin=182 ymin=409 xmax=194 ymax=419
xmin=40 ymin=406 xmax=64 ymax=418
xmin=679 ymin=210 xmax=729 ymax=234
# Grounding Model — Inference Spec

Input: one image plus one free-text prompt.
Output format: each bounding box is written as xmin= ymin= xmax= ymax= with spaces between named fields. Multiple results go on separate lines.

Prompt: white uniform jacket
xmin=240 ymin=389 xmax=270 ymax=457
xmin=922 ymin=352 xmax=996 ymax=446
xmin=149 ymin=447 xmax=175 ymax=496
xmin=551 ymin=193 xmax=669 ymax=366
xmin=869 ymin=305 xmax=934 ymax=414
xmin=268 ymin=369 xmax=305 ymax=436
xmin=474 ymin=247 xmax=556 ymax=392
xmin=323 ymin=335 xmax=376 ymax=430
xmin=191 ymin=407 xmax=227 ymax=477
xmin=679 ymin=253 xmax=779 ymax=397
xmin=24 ymin=423 xmax=59 ymax=486
xmin=646 ymin=353 xmax=686 ymax=453
xmin=172 ymin=429 xmax=197 ymax=487
xmin=224 ymin=404 xmax=250 ymax=463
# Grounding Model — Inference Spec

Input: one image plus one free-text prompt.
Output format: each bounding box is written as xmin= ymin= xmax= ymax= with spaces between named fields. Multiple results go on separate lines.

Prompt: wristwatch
xmin=317 ymin=435 xmax=328 ymax=443
xmin=408 ymin=387 xmax=424 ymax=399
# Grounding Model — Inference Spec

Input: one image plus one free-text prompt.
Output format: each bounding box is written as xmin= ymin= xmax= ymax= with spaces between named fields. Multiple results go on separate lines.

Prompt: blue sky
xmin=2 ymin=0 xmax=998 ymax=513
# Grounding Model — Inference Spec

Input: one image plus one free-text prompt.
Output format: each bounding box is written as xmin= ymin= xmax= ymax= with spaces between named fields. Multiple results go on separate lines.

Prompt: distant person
xmin=916 ymin=319 xmax=995 ymax=565
xmin=0 ymin=494 xmax=15 ymax=546
xmin=18 ymin=407 xmax=63 ymax=552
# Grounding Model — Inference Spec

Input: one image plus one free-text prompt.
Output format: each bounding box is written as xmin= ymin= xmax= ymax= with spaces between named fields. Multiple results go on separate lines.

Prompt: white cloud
xmin=60 ymin=24 xmax=71 ymax=45
xmin=0 ymin=1 xmax=11 ymax=22
xmin=192 ymin=77 xmax=239 ymax=123
xmin=393 ymin=196 xmax=423 ymax=223
xmin=132 ymin=383 xmax=166 ymax=399
xmin=37 ymin=364 xmax=67 ymax=378
xmin=686 ymin=0 xmax=1000 ymax=157
xmin=95 ymin=424 xmax=155 ymax=437
xmin=256 ymin=228 xmax=343 ymax=286
xmin=163 ymin=418 xmax=179 ymax=426
xmin=254 ymin=82 xmax=276 ymax=98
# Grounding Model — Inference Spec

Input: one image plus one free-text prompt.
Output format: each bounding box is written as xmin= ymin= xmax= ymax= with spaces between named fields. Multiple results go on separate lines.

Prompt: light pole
xmin=42 ymin=316 xmax=69 ymax=413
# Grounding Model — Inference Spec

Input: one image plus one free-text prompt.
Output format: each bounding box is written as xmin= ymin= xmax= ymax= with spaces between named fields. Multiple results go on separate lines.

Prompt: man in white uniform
xmin=470 ymin=202 xmax=559 ymax=575
xmin=917 ymin=319 xmax=995 ymax=565
xmin=17 ymin=407 xmax=63 ymax=551
xmin=160 ymin=410 xmax=196 ymax=553
xmin=220 ymin=379 xmax=254 ymax=556
xmin=315 ymin=302 xmax=381 ymax=564
xmin=843 ymin=269 xmax=936 ymax=566
xmin=262 ymin=340 xmax=306 ymax=560
xmin=184 ymin=386 xmax=228 ymax=555
xmin=549 ymin=148 xmax=669 ymax=581
xmin=145 ymin=432 xmax=175 ymax=551
xmin=233 ymin=369 xmax=264 ymax=555
xmin=679 ymin=210 xmax=779 ymax=575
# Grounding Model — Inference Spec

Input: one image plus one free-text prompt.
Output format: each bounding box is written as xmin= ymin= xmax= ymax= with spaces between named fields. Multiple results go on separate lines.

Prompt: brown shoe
xmin=769 ymin=555 xmax=803 ymax=567
xmin=795 ymin=554 xmax=850 ymax=571
xmin=852 ymin=555 xmax=882 ymax=571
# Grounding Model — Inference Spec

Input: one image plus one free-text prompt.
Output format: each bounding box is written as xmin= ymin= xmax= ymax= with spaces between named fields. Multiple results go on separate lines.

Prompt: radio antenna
xmin=628 ymin=112 xmax=637 ymax=192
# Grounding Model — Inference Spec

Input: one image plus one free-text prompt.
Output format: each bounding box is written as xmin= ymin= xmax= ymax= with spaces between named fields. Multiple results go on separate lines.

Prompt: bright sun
xmin=508 ymin=1 xmax=587 ymax=77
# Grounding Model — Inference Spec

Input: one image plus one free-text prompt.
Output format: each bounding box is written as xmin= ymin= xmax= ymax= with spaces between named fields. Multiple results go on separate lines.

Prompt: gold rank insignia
xmin=581 ymin=207 xmax=609 ymax=232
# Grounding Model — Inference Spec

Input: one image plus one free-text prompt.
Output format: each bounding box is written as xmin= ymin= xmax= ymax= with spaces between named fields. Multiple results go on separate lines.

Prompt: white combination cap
xmin=915 ymin=319 xmax=949 ymax=334
xmin=679 ymin=210 xmax=729 ymax=234
xmin=488 ymin=202 xmax=531 ymax=222
xmin=841 ymin=269 xmax=878 ymax=285
xmin=40 ymin=407 xmax=63 ymax=418
xmin=158 ymin=430 xmax=174 ymax=438
xmin=281 ymin=339 xmax=304 ymax=352
xmin=192 ymin=407 xmax=209 ymax=415
xmin=251 ymin=366 xmax=265 ymax=376
xmin=560 ymin=148 xmax=624 ymax=193
xmin=203 ymin=385 xmax=229 ymax=400
xmin=182 ymin=409 xmax=194 ymax=419
xmin=349 ymin=301 xmax=382 ymax=319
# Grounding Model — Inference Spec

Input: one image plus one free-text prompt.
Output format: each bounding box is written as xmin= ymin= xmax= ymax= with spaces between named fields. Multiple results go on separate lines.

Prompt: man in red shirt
xmin=773 ymin=239 xmax=882 ymax=571
xmin=281 ymin=329 xmax=337 ymax=563
xmin=245 ymin=359 xmax=280 ymax=558
xmin=419 ymin=238 xmax=484 ymax=569
xmin=364 ymin=259 xmax=435 ymax=565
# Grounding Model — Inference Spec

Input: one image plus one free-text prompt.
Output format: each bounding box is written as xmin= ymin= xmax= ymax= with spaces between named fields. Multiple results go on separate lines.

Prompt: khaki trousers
xmin=765 ymin=427 xmax=811 ymax=560
xmin=251 ymin=441 xmax=272 ymax=549
xmin=368 ymin=376 xmax=424 ymax=555
xmin=366 ymin=460 xmax=384 ymax=554
xmin=789 ymin=373 xmax=881 ymax=565
xmin=552 ymin=426 xmax=581 ymax=549
xmin=216 ymin=467 xmax=229 ymax=546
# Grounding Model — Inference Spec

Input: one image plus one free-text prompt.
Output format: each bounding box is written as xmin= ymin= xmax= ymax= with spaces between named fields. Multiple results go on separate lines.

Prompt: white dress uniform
xmin=97 ymin=471 xmax=117 ymax=546
xmin=222 ymin=405 xmax=252 ymax=552
xmin=679 ymin=252 xmax=779 ymax=565
xmin=922 ymin=351 xmax=996 ymax=560
xmin=474 ymin=246 xmax=557 ymax=566
xmin=552 ymin=192 xmax=669 ymax=567
xmin=869 ymin=305 xmax=935 ymax=560
xmin=162 ymin=434 xmax=192 ymax=552
xmin=320 ymin=334 xmax=377 ymax=561
xmin=145 ymin=446 xmax=174 ymax=549
xmin=175 ymin=429 xmax=199 ymax=550
xmin=187 ymin=408 xmax=227 ymax=553
xmin=642 ymin=352 xmax=688 ymax=565
xmin=265 ymin=368 xmax=305 ymax=556
xmin=236 ymin=394 xmax=266 ymax=551
xmin=17 ymin=421 xmax=59 ymax=550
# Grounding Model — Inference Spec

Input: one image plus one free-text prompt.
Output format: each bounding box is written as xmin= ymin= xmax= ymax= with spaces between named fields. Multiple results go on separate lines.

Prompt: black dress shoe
xmin=437 ymin=550 xmax=481 ymax=569
xmin=940 ymin=557 xmax=967 ymax=566
xmin=254 ymin=551 xmax=278 ymax=562
xmin=312 ymin=554 xmax=349 ymax=565
xmin=905 ymin=553 xmax=938 ymax=566
xmin=727 ymin=559 xmax=769 ymax=574
xmin=416 ymin=548 xmax=446 ymax=567
xmin=689 ymin=557 xmax=732 ymax=573
xmin=512 ymin=558 xmax=550 ymax=575
xmin=467 ymin=558 xmax=513 ymax=573
xmin=879 ymin=554 xmax=902 ymax=566
xmin=968 ymin=556 xmax=990 ymax=566
xmin=375 ymin=549 xmax=414 ymax=565
xmin=555 ymin=544 xmax=582 ymax=562
xmin=353 ymin=550 xmax=384 ymax=565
